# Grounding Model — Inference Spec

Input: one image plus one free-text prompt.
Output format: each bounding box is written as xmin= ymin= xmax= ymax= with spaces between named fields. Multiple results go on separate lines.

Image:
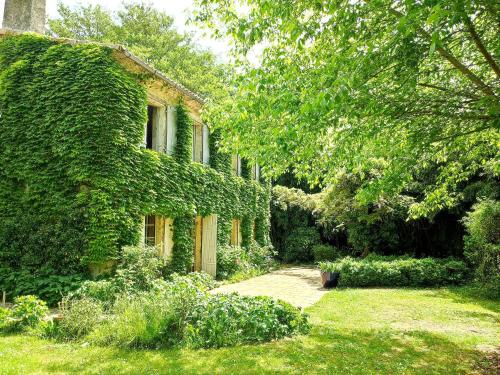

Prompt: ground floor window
xmin=145 ymin=215 xmax=156 ymax=246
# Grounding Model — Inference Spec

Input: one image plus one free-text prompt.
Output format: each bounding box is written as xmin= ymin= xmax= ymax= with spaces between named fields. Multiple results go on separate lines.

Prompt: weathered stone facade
xmin=3 ymin=0 xmax=46 ymax=33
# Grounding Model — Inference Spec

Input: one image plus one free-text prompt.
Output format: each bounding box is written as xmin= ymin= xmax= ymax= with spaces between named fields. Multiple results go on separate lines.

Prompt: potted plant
xmin=318 ymin=262 xmax=340 ymax=288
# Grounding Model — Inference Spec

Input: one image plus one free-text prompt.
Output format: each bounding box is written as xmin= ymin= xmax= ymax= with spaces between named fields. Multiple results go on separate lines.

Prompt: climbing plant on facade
xmin=0 ymin=34 xmax=270 ymax=284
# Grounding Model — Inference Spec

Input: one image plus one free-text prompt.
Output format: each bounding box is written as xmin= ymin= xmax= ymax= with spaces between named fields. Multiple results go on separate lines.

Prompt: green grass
xmin=1 ymin=286 xmax=498 ymax=374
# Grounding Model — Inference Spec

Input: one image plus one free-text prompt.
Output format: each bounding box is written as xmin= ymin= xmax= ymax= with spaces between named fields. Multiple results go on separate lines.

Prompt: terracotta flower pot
xmin=321 ymin=271 xmax=340 ymax=288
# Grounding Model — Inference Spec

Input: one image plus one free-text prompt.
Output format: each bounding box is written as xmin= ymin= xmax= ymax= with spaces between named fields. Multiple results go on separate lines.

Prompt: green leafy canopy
xmin=193 ymin=0 xmax=499 ymax=218
xmin=49 ymin=2 xmax=228 ymax=100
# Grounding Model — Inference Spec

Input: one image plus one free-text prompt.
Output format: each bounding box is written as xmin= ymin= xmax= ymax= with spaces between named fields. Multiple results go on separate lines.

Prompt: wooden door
xmin=202 ymin=215 xmax=217 ymax=277
xmin=193 ymin=216 xmax=203 ymax=271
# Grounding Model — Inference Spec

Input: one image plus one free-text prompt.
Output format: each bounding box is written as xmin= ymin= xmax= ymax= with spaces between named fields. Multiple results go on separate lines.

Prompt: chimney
xmin=2 ymin=0 xmax=46 ymax=33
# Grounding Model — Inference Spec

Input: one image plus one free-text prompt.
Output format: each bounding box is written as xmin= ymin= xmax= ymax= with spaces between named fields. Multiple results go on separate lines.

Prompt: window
xmin=231 ymin=155 xmax=241 ymax=176
xmin=145 ymin=106 xmax=154 ymax=149
xmin=144 ymin=215 xmax=156 ymax=246
xmin=202 ymin=124 xmax=210 ymax=164
xmin=166 ymin=105 xmax=177 ymax=155
xmin=192 ymin=122 xmax=204 ymax=163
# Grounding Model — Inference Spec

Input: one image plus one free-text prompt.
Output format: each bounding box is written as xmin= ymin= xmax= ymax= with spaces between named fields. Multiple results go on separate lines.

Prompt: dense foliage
xmin=319 ymin=255 xmax=469 ymax=287
xmin=283 ymin=227 xmax=321 ymax=263
xmin=216 ymin=243 xmax=276 ymax=279
xmin=0 ymin=295 xmax=48 ymax=333
xmin=0 ymin=34 xmax=270 ymax=301
xmin=68 ymin=245 xmax=215 ymax=306
xmin=272 ymin=181 xmax=475 ymax=259
xmin=194 ymin=0 xmax=499 ymax=218
xmin=48 ymin=2 xmax=227 ymax=100
xmin=52 ymin=272 xmax=309 ymax=349
xmin=312 ymin=244 xmax=339 ymax=262
xmin=463 ymin=199 xmax=500 ymax=288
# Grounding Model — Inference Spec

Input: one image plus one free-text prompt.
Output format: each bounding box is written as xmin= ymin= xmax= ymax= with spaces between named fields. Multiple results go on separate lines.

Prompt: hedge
xmin=319 ymin=256 xmax=469 ymax=287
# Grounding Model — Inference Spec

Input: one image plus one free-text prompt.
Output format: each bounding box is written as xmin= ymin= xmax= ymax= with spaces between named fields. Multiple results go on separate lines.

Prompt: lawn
xmin=0 ymin=286 xmax=498 ymax=374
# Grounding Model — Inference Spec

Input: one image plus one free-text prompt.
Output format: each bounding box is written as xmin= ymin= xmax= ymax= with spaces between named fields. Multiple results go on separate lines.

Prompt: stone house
xmin=0 ymin=0 xmax=268 ymax=277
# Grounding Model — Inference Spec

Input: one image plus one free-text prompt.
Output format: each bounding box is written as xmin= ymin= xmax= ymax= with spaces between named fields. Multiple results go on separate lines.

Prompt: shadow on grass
xmin=1 ymin=327 xmax=489 ymax=375
xmin=427 ymin=285 xmax=500 ymax=314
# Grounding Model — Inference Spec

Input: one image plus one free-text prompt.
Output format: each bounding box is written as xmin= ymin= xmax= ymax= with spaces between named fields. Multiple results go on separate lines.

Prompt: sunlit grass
xmin=0 ymin=286 xmax=498 ymax=374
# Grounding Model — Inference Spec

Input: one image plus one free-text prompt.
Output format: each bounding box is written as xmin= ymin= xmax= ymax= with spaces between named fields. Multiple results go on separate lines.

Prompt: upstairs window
xmin=193 ymin=122 xmax=209 ymax=164
xmin=145 ymin=106 xmax=154 ymax=149
xmin=166 ymin=105 xmax=177 ymax=155
xmin=144 ymin=215 xmax=156 ymax=246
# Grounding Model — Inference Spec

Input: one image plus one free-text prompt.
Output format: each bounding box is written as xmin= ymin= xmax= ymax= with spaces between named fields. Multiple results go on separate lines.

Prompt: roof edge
xmin=0 ymin=28 xmax=206 ymax=105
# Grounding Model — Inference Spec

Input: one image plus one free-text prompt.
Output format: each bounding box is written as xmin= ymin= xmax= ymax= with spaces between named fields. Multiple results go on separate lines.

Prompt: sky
xmin=0 ymin=0 xmax=230 ymax=60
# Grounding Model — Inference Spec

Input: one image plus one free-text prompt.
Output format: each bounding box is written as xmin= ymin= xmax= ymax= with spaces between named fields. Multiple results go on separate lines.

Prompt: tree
xmin=49 ymin=2 xmax=227 ymax=99
xmin=193 ymin=0 xmax=499 ymax=217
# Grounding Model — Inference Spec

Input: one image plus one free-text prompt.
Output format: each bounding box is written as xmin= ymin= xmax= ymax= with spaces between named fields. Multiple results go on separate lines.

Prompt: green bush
xmin=68 ymin=245 xmax=165 ymax=306
xmin=65 ymin=273 xmax=309 ymax=349
xmin=463 ymin=199 xmax=499 ymax=287
xmin=89 ymin=274 xmax=209 ymax=348
xmin=57 ymin=298 xmax=104 ymax=340
xmin=179 ymin=272 xmax=217 ymax=291
xmin=68 ymin=279 xmax=118 ymax=307
xmin=114 ymin=245 xmax=164 ymax=293
xmin=247 ymin=243 xmax=277 ymax=271
xmin=216 ymin=245 xmax=246 ymax=279
xmin=188 ymin=294 xmax=310 ymax=348
xmin=283 ymin=227 xmax=321 ymax=263
xmin=0 ymin=267 xmax=84 ymax=306
xmin=0 ymin=307 xmax=9 ymax=331
xmin=1 ymin=295 xmax=49 ymax=332
xmin=319 ymin=256 xmax=469 ymax=287
xmin=89 ymin=291 xmax=175 ymax=348
xmin=312 ymin=244 xmax=339 ymax=262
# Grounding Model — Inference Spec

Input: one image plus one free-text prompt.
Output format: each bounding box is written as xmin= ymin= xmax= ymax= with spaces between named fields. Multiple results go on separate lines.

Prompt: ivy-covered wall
xmin=0 ymin=34 xmax=270 ymax=278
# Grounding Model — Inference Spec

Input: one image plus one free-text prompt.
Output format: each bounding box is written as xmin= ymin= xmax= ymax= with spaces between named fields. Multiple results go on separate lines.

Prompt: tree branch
xmin=462 ymin=13 xmax=500 ymax=79
xmin=388 ymin=8 xmax=497 ymax=98
xmin=417 ymin=82 xmax=479 ymax=100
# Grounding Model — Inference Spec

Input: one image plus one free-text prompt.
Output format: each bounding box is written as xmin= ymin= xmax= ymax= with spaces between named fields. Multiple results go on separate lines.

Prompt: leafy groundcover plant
xmin=51 ymin=274 xmax=309 ymax=349
xmin=0 ymin=295 xmax=49 ymax=333
xmin=319 ymin=255 xmax=469 ymax=287
xmin=216 ymin=243 xmax=277 ymax=280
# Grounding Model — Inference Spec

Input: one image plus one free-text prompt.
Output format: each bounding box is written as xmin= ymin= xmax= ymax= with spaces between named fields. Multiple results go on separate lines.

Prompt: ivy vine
xmin=0 ymin=34 xmax=270 ymax=278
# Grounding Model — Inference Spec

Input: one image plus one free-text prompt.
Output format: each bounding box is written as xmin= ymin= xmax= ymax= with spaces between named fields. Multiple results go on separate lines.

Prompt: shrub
xmin=0 ymin=267 xmax=84 ymax=306
xmin=57 ymin=298 xmax=104 ymax=340
xmin=114 ymin=245 xmax=164 ymax=293
xmin=67 ymin=245 xmax=165 ymax=306
xmin=1 ymin=295 xmax=49 ymax=332
xmin=89 ymin=291 xmax=174 ymax=348
xmin=463 ymin=199 xmax=500 ymax=287
xmin=319 ymin=256 xmax=469 ymax=287
xmin=312 ymin=244 xmax=339 ymax=262
xmin=0 ymin=307 xmax=9 ymax=331
xmin=68 ymin=279 xmax=118 ymax=307
xmin=75 ymin=273 xmax=309 ymax=349
xmin=180 ymin=272 xmax=217 ymax=291
xmin=283 ymin=227 xmax=321 ymax=263
xmin=188 ymin=294 xmax=310 ymax=348
xmin=247 ymin=243 xmax=277 ymax=271
xmin=89 ymin=273 xmax=208 ymax=348
xmin=216 ymin=245 xmax=246 ymax=279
